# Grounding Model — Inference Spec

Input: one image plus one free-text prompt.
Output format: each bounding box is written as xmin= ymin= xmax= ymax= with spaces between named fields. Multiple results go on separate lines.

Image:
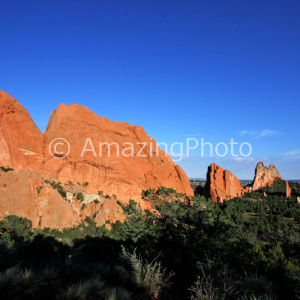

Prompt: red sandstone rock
xmin=0 ymin=168 xmax=128 ymax=229
xmin=204 ymin=163 xmax=245 ymax=203
xmin=82 ymin=196 xmax=125 ymax=226
xmin=286 ymin=180 xmax=291 ymax=197
xmin=41 ymin=102 xmax=193 ymax=205
xmin=0 ymin=91 xmax=43 ymax=170
xmin=252 ymin=162 xmax=283 ymax=190
xmin=0 ymin=169 xmax=81 ymax=229
xmin=0 ymin=90 xmax=193 ymax=228
xmin=41 ymin=104 xmax=192 ymax=202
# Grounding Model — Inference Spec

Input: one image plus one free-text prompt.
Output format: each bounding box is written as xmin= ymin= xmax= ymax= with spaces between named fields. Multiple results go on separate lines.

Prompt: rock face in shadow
xmin=203 ymin=163 xmax=245 ymax=203
xmin=252 ymin=162 xmax=283 ymax=190
xmin=0 ymin=90 xmax=193 ymax=228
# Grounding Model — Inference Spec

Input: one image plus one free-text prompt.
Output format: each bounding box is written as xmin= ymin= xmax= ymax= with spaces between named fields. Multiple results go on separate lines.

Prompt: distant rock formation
xmin=252 ymin=162 xmax=292 ymax=197
xmin=0 ymin=90 xmax=193 ymax=228
xmin=286 ymin=180 xmax=291 ymax=197
xmin=203 ymin=163 xmax=245 ymax=203
xmin=252 ymin=162 xmax=283 ymax=190
xmin=200 ymin=162 xmax=292 ymax=203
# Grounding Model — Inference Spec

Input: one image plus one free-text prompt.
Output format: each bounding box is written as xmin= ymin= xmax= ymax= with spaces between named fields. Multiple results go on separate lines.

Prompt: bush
xmin=77 ymin=192 xmax=84 ymax=201
xmin=0 ymin=215 xmax=32 ymax=240
xmin=57 ymin=277 xmax=105 ymax=300
xmin=120 ymin=246 xmax=173 ymax=298
xmin=104 ymin=286 xmax=131 ymax=300
xmin=57 ymin=188 xmax=66 ymax=198
xmin=0 ymin=166 xmax=13 ymax=172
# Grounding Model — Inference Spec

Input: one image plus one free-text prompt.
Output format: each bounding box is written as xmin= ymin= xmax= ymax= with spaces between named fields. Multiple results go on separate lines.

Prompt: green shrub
xmin=77 ymin=192 xmax=84 ymax=201
xmin=120 ymin=246 xmax=173 ymax=298
xmin=36 ymin=186 xmax=43 ymax=195
xmin=0 ymin=166 xmax=14 ymax=172
xmin=57 ymin=188 xmax=66 ymax=198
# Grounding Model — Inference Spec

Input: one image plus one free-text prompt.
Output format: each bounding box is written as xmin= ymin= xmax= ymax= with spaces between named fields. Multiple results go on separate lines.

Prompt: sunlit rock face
xmin=204 ymin=163 xmax=245 ymax=203
xmin=0 ymin=90 xmax=43 ymax=170
xmin=42 ymin=101 xmax=193 ymax=204
xmin=252 ymin=162 xmax=283 ymax=190
xmin=0 ymin=90 xmax=193 ymax=228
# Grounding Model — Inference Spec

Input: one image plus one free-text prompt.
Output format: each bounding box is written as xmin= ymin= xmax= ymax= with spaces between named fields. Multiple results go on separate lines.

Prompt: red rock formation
xmin=0 ymin=91 xmax=43 ymax=170
xmin=252 ymin=162 xmax=283 ymax=190
xmin=0 ymin=169 xmax=81 ymax=229
xmin=0 ymin=168 xmax=126 ymax=229
xmin=42 ymin=102 xmax=193 ymax=205
xmin=0 ymin=90 xmax=193 ymax=227
xmin=82 ymin=196 xmax=125 ymax=226
xmin=286 ymin=180 xmax=291 ymax=197
xmin=204 ymin=163 xmax=245 ymax=203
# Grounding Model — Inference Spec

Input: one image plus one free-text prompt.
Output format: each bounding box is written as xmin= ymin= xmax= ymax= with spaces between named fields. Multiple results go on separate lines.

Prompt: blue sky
xmin=1 ymin=0 xmax=299 ymax=179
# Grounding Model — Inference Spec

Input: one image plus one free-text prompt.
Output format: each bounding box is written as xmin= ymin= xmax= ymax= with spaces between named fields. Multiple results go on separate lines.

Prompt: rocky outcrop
xmin=0 ymin=168 xmax=125 ymax=229
xmin=286 ymin=180 xmax=291 ymax=197
xmin=82 ymin=196 xmax=125 ymax=226
xmin=252 ymin=162 xmax=283 ymax=190
xmin=42 ymin=102 xmax=193 ymax=205
xmin=83 ymin=194 xmax=103 ymax=205
xmin=251 ymin=162 xmax=291 ymax=197
xmin=204 ymin=163 xmax=245 ymax=203
xmin=0 ymin=91 xmax=43 ymax=170
xmin=0 ymin=90 xmax=193 ymax=228
xmin=0 ymin=169 xmax=81 ymax=229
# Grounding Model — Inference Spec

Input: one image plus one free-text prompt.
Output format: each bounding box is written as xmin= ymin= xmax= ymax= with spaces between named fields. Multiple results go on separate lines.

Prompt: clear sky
xmin=1 ymin=0 xmax=299 ymax=179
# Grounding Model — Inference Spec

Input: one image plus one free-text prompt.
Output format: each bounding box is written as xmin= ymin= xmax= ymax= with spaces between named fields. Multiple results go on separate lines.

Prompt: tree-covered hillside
xmin=0 ymin=187 xmax=299 ymax=299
